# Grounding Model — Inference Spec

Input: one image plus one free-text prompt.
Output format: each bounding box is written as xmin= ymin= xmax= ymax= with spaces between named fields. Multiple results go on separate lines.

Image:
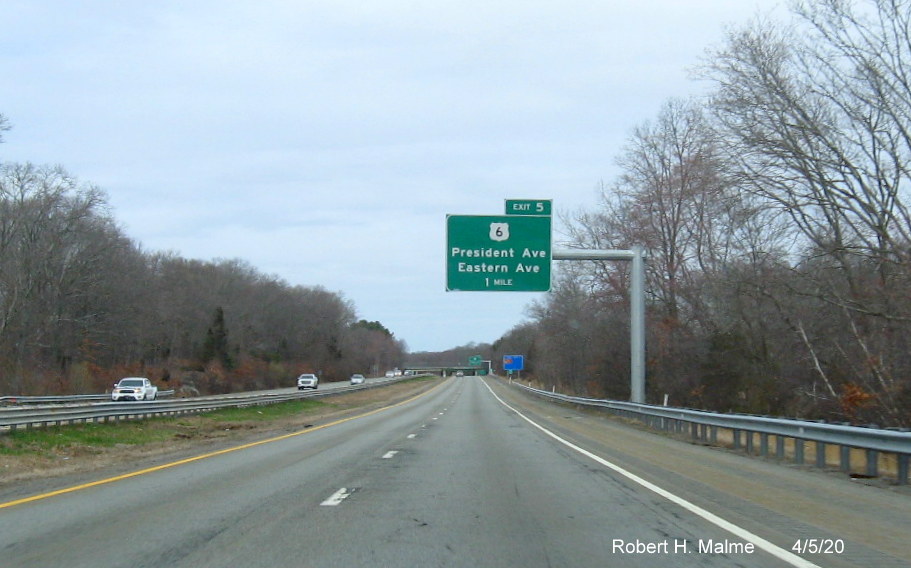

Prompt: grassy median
xmin=0 ymin=398 xmax=330 ymax=458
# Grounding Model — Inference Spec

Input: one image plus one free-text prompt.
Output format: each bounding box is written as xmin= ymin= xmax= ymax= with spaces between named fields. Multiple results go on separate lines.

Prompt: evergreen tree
xmin=201 ymin=306 xmax=233 ymax=369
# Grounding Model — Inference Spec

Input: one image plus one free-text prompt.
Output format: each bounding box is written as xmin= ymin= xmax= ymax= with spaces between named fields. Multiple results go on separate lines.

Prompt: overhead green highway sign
xmin=505 ymin=199 xmax=552 ymax=216
xmin=446 ymin=214 xmax=552 ymax=292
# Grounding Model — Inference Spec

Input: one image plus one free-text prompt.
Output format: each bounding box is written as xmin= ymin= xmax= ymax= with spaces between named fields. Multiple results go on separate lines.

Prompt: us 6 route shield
xmin=446 ymin=214 xmax=552 ymax=291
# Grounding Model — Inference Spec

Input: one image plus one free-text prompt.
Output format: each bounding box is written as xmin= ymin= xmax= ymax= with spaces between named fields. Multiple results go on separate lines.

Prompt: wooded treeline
xmin=0 ymin=130 xmax=405 ymax=394
xmin=495 ymin=0 xmax=911 ymax=427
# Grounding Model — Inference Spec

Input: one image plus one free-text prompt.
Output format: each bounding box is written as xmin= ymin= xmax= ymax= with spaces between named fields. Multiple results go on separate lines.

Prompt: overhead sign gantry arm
xmin=552 ymin=247 xmax=646 ymax=404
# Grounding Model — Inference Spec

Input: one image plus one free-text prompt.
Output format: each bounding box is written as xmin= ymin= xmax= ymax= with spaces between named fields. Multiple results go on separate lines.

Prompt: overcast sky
xmin=0 ymin=0 xmax=786 ymax=353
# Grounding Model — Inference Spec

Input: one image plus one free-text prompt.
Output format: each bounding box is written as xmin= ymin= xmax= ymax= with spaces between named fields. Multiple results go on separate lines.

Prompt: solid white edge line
xmin=481 ymin=380 xmax=822 ymax=568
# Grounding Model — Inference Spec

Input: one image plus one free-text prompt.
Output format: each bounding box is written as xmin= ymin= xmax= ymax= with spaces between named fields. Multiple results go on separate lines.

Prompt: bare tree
xmin=0 ymin=113 xmax=9 ymax=145
xmin=0 ymin=163 xmax=119 ymax=392
xmin=701 ymin=0 xmax=911 ymax=424
xmin=704 ymin=1 xmax=911 ymax=313
xmin=615 ymin=98 xmax=736 ymax=325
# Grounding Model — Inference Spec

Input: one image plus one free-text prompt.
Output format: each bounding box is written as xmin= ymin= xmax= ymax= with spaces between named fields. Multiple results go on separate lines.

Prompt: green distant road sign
xmin=469 ymin=355 xmax=482 ymax=366
xmin=505 ymin=199 xmax=552 ymax=216
xmin=446 ymin=215 xmax=552 ymax=292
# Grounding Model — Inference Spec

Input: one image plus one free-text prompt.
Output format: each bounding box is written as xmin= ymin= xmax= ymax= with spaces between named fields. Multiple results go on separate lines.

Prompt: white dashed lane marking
xmin=320 ymin=487 xmax=356 ymax=506
xmin=382 ymin=450 xmax=399 ymax=459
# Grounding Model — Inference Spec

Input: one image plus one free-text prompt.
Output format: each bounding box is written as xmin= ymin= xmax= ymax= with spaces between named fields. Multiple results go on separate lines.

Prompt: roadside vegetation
xmin=0 ymin=121 xmax=406 ymax=397
xmin=460 ymin=1 xmax=911 ymax=428
xmin=5 ymin=0 xmax=911 ymax=428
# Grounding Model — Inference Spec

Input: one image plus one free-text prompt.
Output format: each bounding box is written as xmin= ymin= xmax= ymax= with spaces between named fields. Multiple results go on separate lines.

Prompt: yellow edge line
xmin=0 ymin=379 xmax=447 ymax=510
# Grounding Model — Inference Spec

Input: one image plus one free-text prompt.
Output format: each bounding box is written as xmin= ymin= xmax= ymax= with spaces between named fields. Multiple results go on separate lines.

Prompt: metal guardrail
xmin=0 ymin=376 xmax=428 ymax=432
xmin=0 ymin=391 xmax=176 ymax=404
xmin=510 ymin=380 xmax=911 ymax=484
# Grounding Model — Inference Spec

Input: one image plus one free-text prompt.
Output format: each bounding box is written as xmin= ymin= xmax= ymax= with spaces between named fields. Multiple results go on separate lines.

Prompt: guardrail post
xmin=840 ymin=446 xmax=851 ymax=472
xmin=732 ymin=429 xmax=741 ymax=450
xmin=899 ymin=455 xmax=909 ymax=484
xmin=795 ymin=439 xmax=805 ymax=464
xmin=816 ymin=442 xmax=826 ymax=468
xmin=866 ymin=449 xmax=879 ymax=477
xmin=776 ymin=436 xmax=785 ymax=459
xmin=760 ymin=433 xmax=769 ymax=457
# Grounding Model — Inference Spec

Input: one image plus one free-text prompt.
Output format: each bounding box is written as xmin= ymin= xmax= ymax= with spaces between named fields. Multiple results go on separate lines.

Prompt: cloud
xmin=0 ymin=0 xmax=786 ymax=350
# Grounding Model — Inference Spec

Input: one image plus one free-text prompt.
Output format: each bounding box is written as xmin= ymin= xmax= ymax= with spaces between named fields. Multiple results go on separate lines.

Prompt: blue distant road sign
xmin=503 ymin=355 xmax=524 ymax=371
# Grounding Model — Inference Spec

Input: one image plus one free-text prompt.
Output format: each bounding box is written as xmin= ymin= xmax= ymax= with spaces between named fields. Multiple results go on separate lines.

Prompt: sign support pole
xmin=552 ymin=247 xmax=646 ymax=404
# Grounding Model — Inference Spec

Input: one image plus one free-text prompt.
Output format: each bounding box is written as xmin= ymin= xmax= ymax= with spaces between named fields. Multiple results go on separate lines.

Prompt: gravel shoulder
xmin=486 ymin=377 xmax=911 ymax=566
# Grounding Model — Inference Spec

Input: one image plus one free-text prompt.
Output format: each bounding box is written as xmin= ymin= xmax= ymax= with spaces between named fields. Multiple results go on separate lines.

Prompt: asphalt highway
xmin=0 ymin=376 xmax=907 ymax=567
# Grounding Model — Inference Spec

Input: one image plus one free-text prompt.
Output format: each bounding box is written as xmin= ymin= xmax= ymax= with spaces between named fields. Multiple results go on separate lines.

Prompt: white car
xmin=350 ymin=374 xmax=365 ymax=385
xmin=111 ymin=377 xmax=158 ymax=401
xmin=297 ymin=373 xmax=319 ymax=390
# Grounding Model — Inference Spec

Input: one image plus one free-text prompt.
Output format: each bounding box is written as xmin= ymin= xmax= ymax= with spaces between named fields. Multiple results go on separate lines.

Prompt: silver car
xmin=350 ymin=374 xmax=365 ymax=385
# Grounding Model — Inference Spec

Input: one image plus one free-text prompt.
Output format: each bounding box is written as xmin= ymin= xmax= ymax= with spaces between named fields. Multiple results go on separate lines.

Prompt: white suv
xmin=112 ymin=377 xmax=158 ymax=401
xmin=297 ymin=374 xmax=319 ymax=390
